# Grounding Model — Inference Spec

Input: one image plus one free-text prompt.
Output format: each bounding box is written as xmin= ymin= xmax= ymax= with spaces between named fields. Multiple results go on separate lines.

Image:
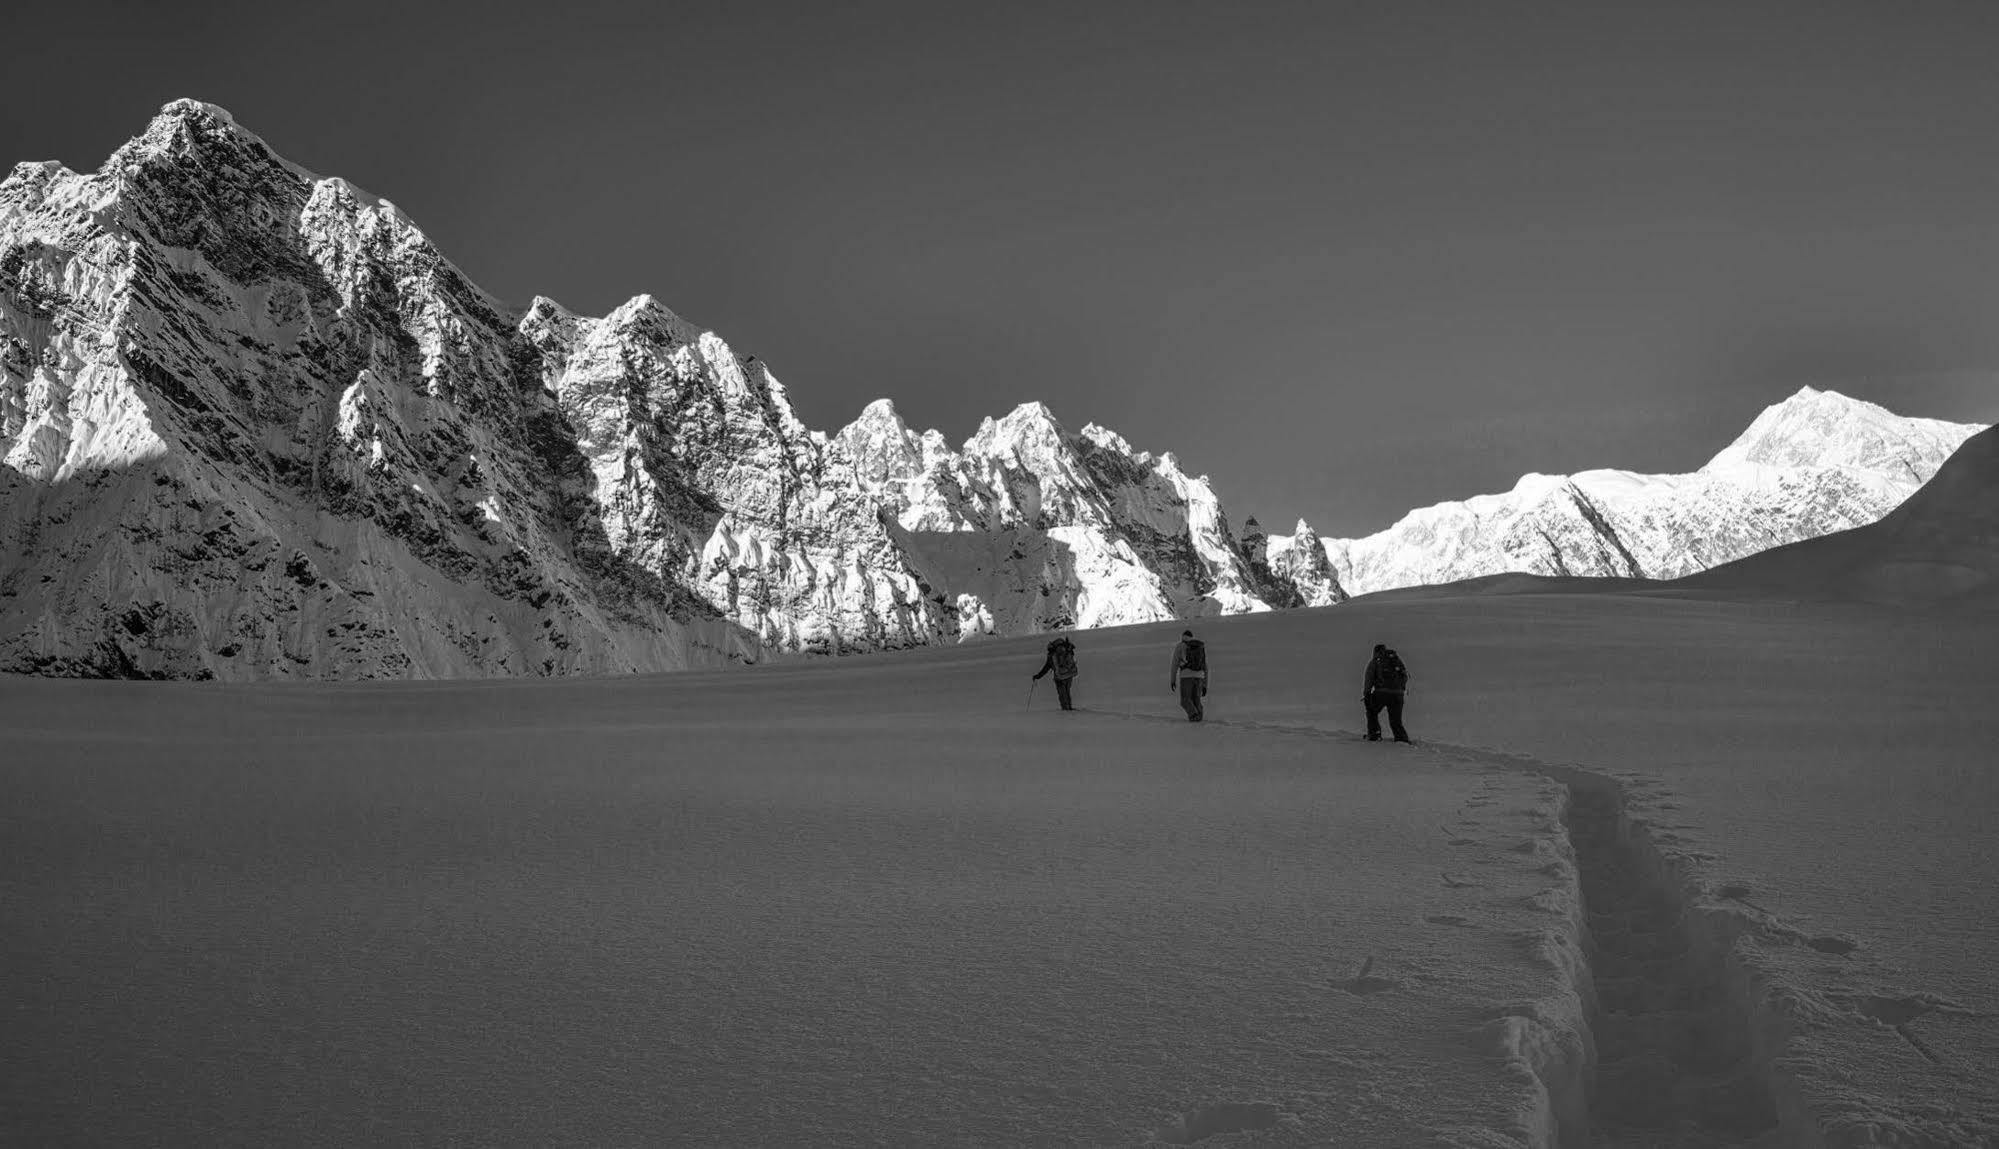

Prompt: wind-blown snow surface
xmin=7 ymin=584 xmax=1998 ymax=1145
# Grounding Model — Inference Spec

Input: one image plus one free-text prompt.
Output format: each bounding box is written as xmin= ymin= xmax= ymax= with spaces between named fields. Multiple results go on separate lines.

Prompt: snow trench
xmin=1524 ymin=761 xmax=1823 ymax=1148
xmin=1053 ymin=713 xmax=1830 ymax=1144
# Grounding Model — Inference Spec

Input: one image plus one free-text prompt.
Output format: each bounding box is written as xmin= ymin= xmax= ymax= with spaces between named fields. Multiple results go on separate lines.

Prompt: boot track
xmin=1070 ymin=712 xmax=1826 ymax=1143
xmin=1534 ymin=763 xmax=1819 ymax=1147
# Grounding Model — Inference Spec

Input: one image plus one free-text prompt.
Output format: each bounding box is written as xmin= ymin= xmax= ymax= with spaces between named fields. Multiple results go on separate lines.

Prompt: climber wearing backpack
xmin=1170 ymin=629 xmax=1208 ymax=722
xmin=1033 ymin=634 xmax=1080 ymax=710
xmin=1363 ymin=643 xmax=1411 ymax=742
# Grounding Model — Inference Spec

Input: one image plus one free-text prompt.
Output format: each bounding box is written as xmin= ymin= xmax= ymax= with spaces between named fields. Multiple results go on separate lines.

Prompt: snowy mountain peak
xmin=523 ymin=295 xmax=575 ymax=325
xmin=119 ymin=98 xmax=304 ymax=183
xmin=1261 ymin=517 xmax=1344 ymax=607
xmin=996 ymin=400 xmax=1064 ymax=434
xmin=1317 ymin=389 xmax=1987 ymax=598
xmin=131 ymin=99 xmax=234 ymax=151
xmin=1703 ymin=386 xmax=1970 ymax=474
xmin=834 ymin=399 xmax=927 ymax=492
xmin=853 ymin=397 xmax=909 ymax=431
xmin=1507 ymin=472 xmax=1570 ymax=499
xmin=601 ymin=292 xmax=700 ymax=342
xmin=157 ymin=97 xmax=241 ymax=129
xmin=967 ymin=401 xmax=1069 ymax=461
xmin=515 ymin=293 xmax=579 ymax=353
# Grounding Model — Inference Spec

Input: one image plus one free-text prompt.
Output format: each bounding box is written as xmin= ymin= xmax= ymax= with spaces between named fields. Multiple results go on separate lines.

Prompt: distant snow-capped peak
xmin=1704 ymin=385 xmax=1979 ymax=475
xmin=1295 ymin=387 xmax=1988 ymax=598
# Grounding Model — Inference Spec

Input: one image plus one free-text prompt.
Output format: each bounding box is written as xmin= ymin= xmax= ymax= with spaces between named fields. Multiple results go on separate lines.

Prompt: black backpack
xmin=1180 ymin=639 xmax=1207 ymax=673
xmin=1375 ymin=649 xmax=1409 ymax=691
xmin=1051 ymin=640 xmax=1076 ymax=675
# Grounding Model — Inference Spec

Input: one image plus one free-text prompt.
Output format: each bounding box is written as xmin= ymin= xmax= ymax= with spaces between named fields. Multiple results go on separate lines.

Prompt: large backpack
xmin=1375 ymin=649 xmax=1409 ymax=691
xmin=1180 ymin=639 xmax=1207 ymax=673
xmin=1050 ymin=639 xmax=1077 ymax=679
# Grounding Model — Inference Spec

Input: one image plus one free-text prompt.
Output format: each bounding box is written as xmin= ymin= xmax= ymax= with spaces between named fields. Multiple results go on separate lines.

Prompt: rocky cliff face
xmin=1 ymin=101 xmax=762 ymax=678
xmin=1259 ymin=518 xmax=1346 ymax=607
xmin=1264 ymin=387 xmax=1986 ymax=600
xmin=832 ymin=399 xmax=1291 ymax=636
xmin=1 ymin=101 xmax=1288 ymax=677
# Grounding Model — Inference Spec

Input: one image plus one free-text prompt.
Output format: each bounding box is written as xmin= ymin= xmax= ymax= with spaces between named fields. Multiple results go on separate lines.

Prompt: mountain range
xmin=1269 ymin=384 xmax=1984 ymax=601
xmin=1 ymin=101 xmax=1987 ymax=678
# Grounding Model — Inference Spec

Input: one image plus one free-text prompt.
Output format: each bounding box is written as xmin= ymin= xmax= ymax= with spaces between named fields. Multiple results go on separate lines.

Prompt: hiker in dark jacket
xmin=1033 ymin=634 xmax=1080 ymax=710
xmin=1170 ymin=630 xmax=1208 ymax=722
xmin=1363 ymin=643 xmax=1411 ymax=742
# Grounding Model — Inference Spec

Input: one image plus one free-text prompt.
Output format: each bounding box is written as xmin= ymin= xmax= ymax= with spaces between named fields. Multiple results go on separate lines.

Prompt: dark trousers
xmin=1179 ymin=677 xmax=1206 ymax=721
xmin=1054 ymin=677 xmax=1073 ymax=710
xmin=1365 ymin=691 xmax=1408 ymax=741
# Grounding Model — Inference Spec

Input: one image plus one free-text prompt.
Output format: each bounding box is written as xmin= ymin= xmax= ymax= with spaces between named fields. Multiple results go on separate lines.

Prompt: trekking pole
xmin=1026 ymin=678 xmax=1038 ymax=712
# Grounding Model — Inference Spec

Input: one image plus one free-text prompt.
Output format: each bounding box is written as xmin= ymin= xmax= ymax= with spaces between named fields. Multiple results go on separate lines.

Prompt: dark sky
xmin=9 ymin=2 xmax=1999 ymax=536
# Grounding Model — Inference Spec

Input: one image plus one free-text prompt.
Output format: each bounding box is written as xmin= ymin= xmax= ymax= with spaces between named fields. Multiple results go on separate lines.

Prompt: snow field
xmin=5 ymin=582 xmax=1996 ymax=1145
xmin=4 ymin=637 xmax=1593 ymax=1146
xmin=1266 ymin=587 xmax=1999 ymax=1145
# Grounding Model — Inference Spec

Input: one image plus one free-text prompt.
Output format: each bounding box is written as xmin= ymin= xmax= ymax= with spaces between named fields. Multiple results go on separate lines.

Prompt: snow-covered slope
xmin=7 ymin=586 xmax=1996 ymax=1144
xmin=1683 ymin=420 xmax=1999 ymax=607
xmin=1 ymin=101 xmax=1285 ymax=677
xmin=1268 ymin=387 xmax=1986 ymax=601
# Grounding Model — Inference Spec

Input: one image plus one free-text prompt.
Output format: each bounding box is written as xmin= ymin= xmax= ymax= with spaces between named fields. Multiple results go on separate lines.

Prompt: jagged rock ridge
xmin=833 ymin=399 xmax=1284 ymax=635
xmin=1 ymin=101 xmax=768 ymax=678
xmin=1 ymin=101 xmax=1291 ymax=678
